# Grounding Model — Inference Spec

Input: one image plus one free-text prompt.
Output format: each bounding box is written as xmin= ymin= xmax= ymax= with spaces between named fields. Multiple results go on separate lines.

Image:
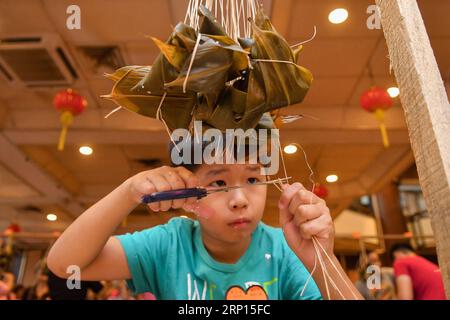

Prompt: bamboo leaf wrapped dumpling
xmin=102 ymin=4 xmax=313 ymax=134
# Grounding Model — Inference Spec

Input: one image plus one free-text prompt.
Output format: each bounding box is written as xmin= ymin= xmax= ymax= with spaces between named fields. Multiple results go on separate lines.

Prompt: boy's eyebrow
xmin=246 ymin=165 xmax=261 ymax=172
xmin=205 ymin=165 xmax=261 ymax=177
xmin=205 ymin=168 xmax=230 ymax=177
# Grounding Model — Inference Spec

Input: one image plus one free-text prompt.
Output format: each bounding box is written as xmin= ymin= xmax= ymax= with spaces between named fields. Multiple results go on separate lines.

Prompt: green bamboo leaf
xmin=173 ymin=23 xmax=198 ymax=51
xmin=104 ymin=65 xmax=143 ymax=82
xmin=165 ymin=37 xmax=233 ymax=96
xmin=102 ymin=65 xmax=196 ymax=130
xmin=197 ymin=86 xmax=266 ymax=131
xmin=198 ymin=5 xmax=227 ymax=36
xmin=249 ymin=7 xmax=313 ymax=112
xmin=207 ymin=35 xmax=249 ymax=72
xmin=293 ymin=45 xmax=304 ymax=63
xmin=102 ymin=4 xmax=313 ymax=134
xmin=149 ymin=36 xmax=188 ymax=71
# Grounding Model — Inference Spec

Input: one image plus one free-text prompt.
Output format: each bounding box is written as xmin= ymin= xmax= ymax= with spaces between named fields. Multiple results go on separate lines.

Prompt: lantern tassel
xmin=58 ymin=111 xmax=74 ymax=151
xmin=374 ymin=109 xmax=390 ymax=148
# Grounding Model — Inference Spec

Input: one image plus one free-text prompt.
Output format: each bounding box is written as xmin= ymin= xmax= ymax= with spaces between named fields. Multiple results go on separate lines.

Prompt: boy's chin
xmin=223 ymin=222 xmax=257 ymax=240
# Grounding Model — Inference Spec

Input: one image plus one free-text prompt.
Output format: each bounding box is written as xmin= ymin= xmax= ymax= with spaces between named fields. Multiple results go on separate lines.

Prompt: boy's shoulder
xmin=258 ymin=221 xmax=284 ymax=238
xmin=257 ymin=222 xmax=291 ymax=250
xmin=155 ymin=216 xmax=198 ymax=237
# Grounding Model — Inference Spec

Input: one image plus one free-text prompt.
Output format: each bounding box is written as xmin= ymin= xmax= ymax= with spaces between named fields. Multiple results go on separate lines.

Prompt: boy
xmin=47 ymin=141 xmax=362 ymax=300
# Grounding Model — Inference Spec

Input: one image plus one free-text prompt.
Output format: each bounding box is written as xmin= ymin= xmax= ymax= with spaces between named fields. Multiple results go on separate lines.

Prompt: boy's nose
xmin=228 ymin=189 xmax=249 ymax=210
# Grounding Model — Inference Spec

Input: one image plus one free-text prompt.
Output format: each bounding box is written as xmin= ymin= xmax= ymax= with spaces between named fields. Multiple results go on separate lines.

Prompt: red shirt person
xmin=391 ymin=243 xmax=446 ymax=300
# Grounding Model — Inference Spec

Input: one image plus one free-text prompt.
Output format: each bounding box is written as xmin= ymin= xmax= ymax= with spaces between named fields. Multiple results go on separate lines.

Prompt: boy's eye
xmin=247 ymin=177 xmax=260 ymax=185
xmin=210 ymin=180 xmax=226 ymax=188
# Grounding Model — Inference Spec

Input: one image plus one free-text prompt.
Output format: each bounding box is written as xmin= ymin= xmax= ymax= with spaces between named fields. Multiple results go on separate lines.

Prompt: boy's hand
xmin=124 ymin=166 xmax=199 ymax=212
xmin=278 ymin=183 xmax=335 ymax=270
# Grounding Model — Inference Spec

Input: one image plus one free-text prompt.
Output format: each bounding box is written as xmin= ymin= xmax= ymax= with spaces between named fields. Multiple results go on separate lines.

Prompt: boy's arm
xmin=47 ymin=180 xmax=137 ymax=280
xmin=47 ymin=166 xmax=198 ymax=281
xmin=279 ymin=183 xmax=364 ymax=300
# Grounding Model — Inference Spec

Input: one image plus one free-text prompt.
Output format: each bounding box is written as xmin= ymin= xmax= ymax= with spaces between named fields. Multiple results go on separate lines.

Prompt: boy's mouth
xmin=228 ymin=218 xmax=251 ymax=229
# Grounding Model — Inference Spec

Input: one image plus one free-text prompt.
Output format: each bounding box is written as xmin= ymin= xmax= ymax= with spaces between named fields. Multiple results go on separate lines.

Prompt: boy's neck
xmin=201 ymin=232 xmax=252 ymax=264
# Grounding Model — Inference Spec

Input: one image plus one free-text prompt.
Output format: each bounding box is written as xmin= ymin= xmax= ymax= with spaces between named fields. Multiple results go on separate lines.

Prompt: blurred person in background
xmin=23 ymin=273 xmax=50 ymax=300
xmin=390 ymin=243 xmax=446 ymax=300
xmin=47 ymin=270 xmax=103 ymax=300
xmin=355 ymin=250 xmax=396 ymax=300
xmin=0 ymin=272 xmax=16 ymax=300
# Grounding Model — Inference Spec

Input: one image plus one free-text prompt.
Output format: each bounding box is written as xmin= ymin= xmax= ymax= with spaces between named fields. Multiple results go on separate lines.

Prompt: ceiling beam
xmin=0 ymin=104 xmax=9 ymax=129
xmin=0 ymin=134 xmax=85 ymax=218
xmin=329 ymin=146 xmax=414 ymax=218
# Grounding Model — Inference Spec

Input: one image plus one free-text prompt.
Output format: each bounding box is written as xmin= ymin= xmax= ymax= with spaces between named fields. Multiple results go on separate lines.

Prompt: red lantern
xmin=53 ymin=89 xmax=87 ymax=151
xmin=313 ymin=183 xmax=329 ymax=199
xmin=5 ymin=223 xmax=21 ymax=234
xmin=360 ymin=87 xmax=393 ymax=148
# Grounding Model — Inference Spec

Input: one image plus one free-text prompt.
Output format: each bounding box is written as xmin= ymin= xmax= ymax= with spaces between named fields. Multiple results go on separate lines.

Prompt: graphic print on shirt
xmin=226 ymin=285 xmax=268 ymax=300
xmin=187 ymin=273 xmax=208 ymax=300
xmin=186 ymin=273 xmax=278 ymax=300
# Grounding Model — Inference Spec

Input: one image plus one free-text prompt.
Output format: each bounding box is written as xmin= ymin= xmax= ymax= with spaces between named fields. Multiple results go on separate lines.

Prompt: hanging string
xmin=300 ymin=254 xmax=317 ymax=297
xmin=291 ymin=26 xmax=318 ymax=48
xmin=297 ymin=143 xmax=316 ymax=194
xmin=155 ymin=92 xmax=181 ymax=153
xmin=313 ymin=236 xmax=360 ymax=300
xmin=277 ymin=140 xmax=289 ymax=187
xmin=253 ymin=59 xmax=303 ymax=68
xmin=185 ymin=0 xmax=258 ymax=40
xmin=104 ymin=106 xmax=122 ymax=119
xmin=184 ymin=0 xmax=193 ymax=24
xmin=312 ymin=237 xmax=331 ymax=299
xmin=183 ymin=32 xmax=203 ymax=93
xmin=276 ymin=140 xmax=353 ymax=299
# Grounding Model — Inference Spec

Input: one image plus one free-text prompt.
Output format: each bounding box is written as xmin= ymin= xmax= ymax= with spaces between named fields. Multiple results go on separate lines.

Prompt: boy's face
xmin=191 ymin=163 xmax=267 ymax=244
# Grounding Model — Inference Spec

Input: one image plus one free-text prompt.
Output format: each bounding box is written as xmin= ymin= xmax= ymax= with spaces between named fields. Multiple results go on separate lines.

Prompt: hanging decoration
xmin=313 ymin=183 xmax=329 ymax=199
xmin=102 ymin=0 xmax=313 ymax=134
xmin=360 ymin=87 xmax=393 ymax=148
xmin=4 ymin=223 xmax=21 ymax=234
xmin=53 ymin=89 xmax=88 ymax=151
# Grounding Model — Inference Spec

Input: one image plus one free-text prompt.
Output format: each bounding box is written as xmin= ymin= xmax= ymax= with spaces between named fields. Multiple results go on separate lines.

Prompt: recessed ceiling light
xmin=387 ymin=87 xmax=400 ymax=98
xmin=284 ymin=144 xmax=298 ymax=155
xmin=79 ymin=146 xmax=93 ymax=156
xmin=46 ymin=213 xmax=58 ymax=221
xmin=326 ymin=174 xmax=339 ymax=183
xmin=329 ymin=8 xmax=349 ymax=24
xmin=360 ymin=195 xmax=371 ymax=206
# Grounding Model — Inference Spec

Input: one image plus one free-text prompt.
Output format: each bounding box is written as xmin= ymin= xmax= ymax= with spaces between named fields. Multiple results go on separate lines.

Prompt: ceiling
xmin=0 ymin=0 xmax=449 ymax=236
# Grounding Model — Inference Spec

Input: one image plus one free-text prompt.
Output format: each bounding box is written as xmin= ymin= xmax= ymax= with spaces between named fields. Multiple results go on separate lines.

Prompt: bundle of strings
xmin=273 ymin=144 xmax=359 ymax=300
xmin=185 ymin=0 xmax=259 ymax=41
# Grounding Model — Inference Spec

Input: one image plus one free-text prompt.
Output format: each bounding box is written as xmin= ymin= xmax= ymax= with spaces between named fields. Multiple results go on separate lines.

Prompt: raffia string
xmin=291 ymin=26 xmax=318 ymax=48
xmin=183 ymin=33 xmax=202 ymax=93
xmin=155 ymin=92 xmax=182 ymax=153
xmin=104 ymin=106 xmax=122 ymax=119
xmin=276 ymin=139 xmax=354 ymax=300
xmin=184 ymin=0 xmax=259 ymax=41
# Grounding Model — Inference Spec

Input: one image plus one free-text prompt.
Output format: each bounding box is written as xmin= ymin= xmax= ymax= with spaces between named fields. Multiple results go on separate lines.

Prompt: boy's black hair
xmin=167 ymin=132 xmax=272 ymax=172
xmin=389 ymin=242 xmax=414 ymax=261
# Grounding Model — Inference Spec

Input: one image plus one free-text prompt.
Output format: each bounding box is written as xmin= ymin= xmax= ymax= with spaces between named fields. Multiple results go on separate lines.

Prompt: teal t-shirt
xmin=116 ymin=217 xmax=321 ymax=300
